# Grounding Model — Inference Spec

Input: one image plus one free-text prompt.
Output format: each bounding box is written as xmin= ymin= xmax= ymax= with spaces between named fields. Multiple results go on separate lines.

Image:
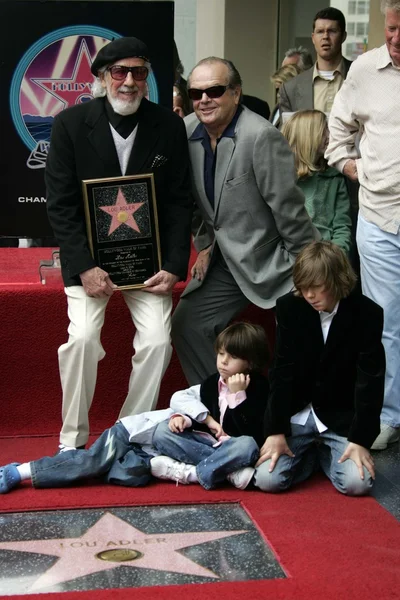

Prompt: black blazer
xmin=264 ymin=291 xmax=385 ymax=448
xmin=45 ymin=97 xmax=192 ymax=286
xmin=193 ymin=372 xmax=270 ymax=448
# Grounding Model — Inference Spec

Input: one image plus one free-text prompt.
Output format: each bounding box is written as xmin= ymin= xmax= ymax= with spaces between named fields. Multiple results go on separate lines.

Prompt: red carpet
xmin=1 ymin=251 xmax=400 ymax=599
xmin=1 ymin=436 xmax=400 ymax=600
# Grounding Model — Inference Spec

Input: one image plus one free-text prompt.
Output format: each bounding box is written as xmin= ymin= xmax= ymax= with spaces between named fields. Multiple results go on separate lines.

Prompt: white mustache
xmin=118 ymin=86 xmax=138 ymax=93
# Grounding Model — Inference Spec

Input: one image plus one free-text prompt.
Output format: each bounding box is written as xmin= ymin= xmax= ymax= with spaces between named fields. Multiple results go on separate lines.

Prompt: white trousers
xmin=58 ymin=286 xmax=173 ymax=447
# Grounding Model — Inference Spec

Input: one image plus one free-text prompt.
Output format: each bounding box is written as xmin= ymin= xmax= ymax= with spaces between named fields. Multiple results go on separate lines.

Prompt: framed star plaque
xmin=82 ymin=173 xmax=162 ymax=289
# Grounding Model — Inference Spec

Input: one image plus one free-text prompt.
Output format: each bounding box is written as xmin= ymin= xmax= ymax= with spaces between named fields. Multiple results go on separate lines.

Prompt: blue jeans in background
xmin=357 ymin=213 xmax=400 ymax=429
xmin=254 ymin=412 xmax=373 ymax=496
xmin=31 ymin=422 xmax=151 ymax=488
xmin=152 ymin=420 xmax=259 ymax=490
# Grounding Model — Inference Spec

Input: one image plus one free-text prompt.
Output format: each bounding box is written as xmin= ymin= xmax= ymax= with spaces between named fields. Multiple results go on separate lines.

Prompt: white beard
xmin=108 ymin=88 xmax=143 ymax=116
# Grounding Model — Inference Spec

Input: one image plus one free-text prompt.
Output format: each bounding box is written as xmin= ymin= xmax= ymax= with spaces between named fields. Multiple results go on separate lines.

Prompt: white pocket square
xmin=151 ymin=154 xmax=168 ymax=168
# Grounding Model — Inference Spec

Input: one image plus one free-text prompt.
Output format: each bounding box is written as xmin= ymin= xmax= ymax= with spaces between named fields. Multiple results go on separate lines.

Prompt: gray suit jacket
xmin=183 ymin=106 xmax=318 ymax=309
xmin=279 ymin=58 xmax=352 ymax=114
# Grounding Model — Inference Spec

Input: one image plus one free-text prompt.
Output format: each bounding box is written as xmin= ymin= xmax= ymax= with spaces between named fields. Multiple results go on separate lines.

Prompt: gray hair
xmin=91 ymin=61 xmax=152 ymax=98
xmin=92 ymin=66 xmax=107 ymax=98
xmin=187 ymin=57 xmax=242 ymax=88
xmin=284 ymin=46 xmax=314 ymax=70
xmin=380 ymin=0 xmax=400 ymax=12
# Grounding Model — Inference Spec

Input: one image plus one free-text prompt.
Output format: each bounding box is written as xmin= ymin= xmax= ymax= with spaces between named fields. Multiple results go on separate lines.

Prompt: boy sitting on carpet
xmin=253 ymin=241 xmax=385 ymax=496
xmin=150 ymin=322 xmax=270 ymax=490
xmin=0 ymin=323 xmax=270 ymax=494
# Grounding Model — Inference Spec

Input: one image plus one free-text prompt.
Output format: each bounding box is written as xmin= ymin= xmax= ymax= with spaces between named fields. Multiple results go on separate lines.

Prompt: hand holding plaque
xmin=82 ymin=174 xmax=162 ymax=289
xmin=142 ymin=270 xmax=179 ymax=295
xmin=80 ymin=266 xmax=116 ymax=298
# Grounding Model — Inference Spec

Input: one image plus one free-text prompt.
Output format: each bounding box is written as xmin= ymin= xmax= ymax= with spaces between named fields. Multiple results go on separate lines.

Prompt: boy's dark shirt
xmin=191 ymin=372 xmax=269 ymax=447
xmin=264 ymin=290 xmax=385 ymax=448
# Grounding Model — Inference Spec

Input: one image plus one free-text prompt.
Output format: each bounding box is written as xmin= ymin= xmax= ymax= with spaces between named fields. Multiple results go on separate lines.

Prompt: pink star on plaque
xmin=99 ymin=187 xmax=144 ymax=235
xmin=0 ymin=512 xmax=247 ymax=591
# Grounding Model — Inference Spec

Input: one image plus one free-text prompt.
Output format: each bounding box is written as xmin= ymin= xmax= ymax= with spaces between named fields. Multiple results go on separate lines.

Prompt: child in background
xmin=0 ymin=322 xmax=269 ymax=494
xmin=151 ymin=322 xmax=270 ymax=490
xmin=254 ymin=242 xmax=385 ymax=496
xmin=282 ymin=110 xmax=352 ymax=254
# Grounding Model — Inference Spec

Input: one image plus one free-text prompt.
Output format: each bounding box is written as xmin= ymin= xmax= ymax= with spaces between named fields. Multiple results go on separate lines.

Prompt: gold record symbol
xmin=95 ymin=548 xmax=143 ymax=562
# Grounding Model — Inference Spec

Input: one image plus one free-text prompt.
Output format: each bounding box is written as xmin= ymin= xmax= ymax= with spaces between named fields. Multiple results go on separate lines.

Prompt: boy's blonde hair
xmin=293 ymin=241 xmax=357 ymax=302
xmin=282 ymin=109 xmax=327 ymax=179
xmin=214 ymin=322 xmax=270 ymax=373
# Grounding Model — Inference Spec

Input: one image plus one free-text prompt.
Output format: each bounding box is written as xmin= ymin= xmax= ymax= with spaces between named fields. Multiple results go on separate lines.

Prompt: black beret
xmin=91 ymin=37 xmax=150 ymax=75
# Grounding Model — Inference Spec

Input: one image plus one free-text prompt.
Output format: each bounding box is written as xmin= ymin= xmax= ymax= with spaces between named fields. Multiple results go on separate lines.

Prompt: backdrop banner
xmin=0 ymin=0 xmax=174 ymax=238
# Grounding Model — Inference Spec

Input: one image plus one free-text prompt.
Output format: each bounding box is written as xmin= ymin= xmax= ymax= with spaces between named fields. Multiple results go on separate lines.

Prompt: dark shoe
xmin=0 ymin=463 xmax=21 ymax=494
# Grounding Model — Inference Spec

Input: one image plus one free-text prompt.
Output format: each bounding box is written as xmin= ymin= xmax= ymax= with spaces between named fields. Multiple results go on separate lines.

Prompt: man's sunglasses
xmin=107 ymin=65 xmax=149 ymax=81
xmin=188 ymin=85 xmax=231 ymax=101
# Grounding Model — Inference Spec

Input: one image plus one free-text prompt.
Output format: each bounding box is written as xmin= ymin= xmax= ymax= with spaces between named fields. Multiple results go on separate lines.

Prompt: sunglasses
xmin=188 ymin=85 xmax=231 ymax=101
xmin=107 ymin=65 xmax=149 ymax=81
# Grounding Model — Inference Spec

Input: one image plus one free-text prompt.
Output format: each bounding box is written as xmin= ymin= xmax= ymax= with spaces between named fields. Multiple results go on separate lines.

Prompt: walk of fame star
xmin=0 ymin=512 xmax=247 ymax=591
xmin=99 ymin=188 xmax=145 ymax=235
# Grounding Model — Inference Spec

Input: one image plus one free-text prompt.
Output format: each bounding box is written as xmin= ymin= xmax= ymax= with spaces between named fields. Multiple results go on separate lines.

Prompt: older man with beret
xmin=45 ymin=37 xmax=192 ymax=452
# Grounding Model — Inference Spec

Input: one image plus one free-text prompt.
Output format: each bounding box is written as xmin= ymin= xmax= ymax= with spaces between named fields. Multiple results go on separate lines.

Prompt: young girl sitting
xmin=282 ymin=109 xmax=352 ymax=254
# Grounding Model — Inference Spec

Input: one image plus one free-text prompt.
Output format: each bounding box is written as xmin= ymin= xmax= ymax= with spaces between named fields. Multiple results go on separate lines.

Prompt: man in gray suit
xmin=279 ymin=7 xmax=351 ymax=116
xmin=172 ymin=57 xmax=318 ymax=385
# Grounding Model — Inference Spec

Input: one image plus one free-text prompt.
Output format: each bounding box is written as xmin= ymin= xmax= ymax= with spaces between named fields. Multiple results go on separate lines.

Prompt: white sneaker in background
xmin=227 ymin=466 xmax=255 ymax=490
xmin=371 ymin=424 xmax=399 ymax=451
xmin=150 ymin=455 xmax=194 ymax=485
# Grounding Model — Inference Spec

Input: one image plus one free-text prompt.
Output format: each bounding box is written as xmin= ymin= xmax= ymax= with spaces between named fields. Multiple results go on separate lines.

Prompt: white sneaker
xmin=150 ymin=456 xmax=194 ymax=485
xmin=227 ymin=466 xmax=255 ymax=490
xmin=371 ymin=424 xmax=399 ymax=451
xmin=57 ymin=444 xmax=85 ymax=454
xmin=58 ymin=444 xmax=78 ymax=453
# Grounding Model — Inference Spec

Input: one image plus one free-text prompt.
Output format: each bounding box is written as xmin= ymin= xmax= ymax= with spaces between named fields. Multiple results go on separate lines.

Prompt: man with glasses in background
xmin=279 ymin=7 xmax=351 ymax=117
xmin=171 ymin=57 xmax=318 ymax=385
xmin=45 ymin=37 xmax=192 ymax=452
